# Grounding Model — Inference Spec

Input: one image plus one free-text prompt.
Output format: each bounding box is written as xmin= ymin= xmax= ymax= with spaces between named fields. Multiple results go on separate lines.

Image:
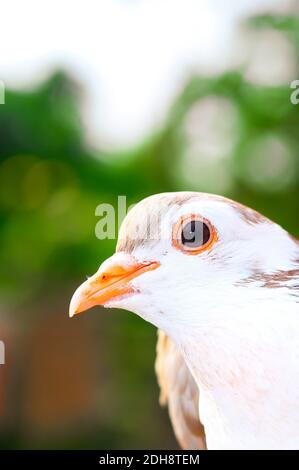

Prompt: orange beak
xmin=69 ymin=253 xmax=160 ymax=317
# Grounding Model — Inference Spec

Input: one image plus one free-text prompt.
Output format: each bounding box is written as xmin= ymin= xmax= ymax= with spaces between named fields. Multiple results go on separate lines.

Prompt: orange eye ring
xmin=172 ymin=214 xmax=217 ymax=255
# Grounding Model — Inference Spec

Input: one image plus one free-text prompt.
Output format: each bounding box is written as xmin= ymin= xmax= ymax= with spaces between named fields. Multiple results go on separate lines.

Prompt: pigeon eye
xmin=172 ymin=214 xmax=217 ymax=255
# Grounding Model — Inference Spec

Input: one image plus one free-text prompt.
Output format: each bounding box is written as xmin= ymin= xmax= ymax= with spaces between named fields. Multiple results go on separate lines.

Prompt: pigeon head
xmin=69 ymin=192 xmax=299 ymax=340
xmin=69 ymin=192 xmax=299 ymax=450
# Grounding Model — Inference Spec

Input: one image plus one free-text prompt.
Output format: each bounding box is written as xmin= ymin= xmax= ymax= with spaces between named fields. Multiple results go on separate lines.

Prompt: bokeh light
xmin=1 ymin=1 xmax=299 ymax=451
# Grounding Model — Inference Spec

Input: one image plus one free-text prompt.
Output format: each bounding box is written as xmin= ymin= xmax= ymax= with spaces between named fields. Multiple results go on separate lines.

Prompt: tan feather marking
xmin=238 ymin=267 xmax=299 ymax=290
xmin=116 ymin=192 xmax=269 ymax=254
xmin=155 ymin=330 xmax=206 ymax=450
xmin=199 ymin=194 xmax=269 ymax=225
xmin=116 ymin=193 xmax=198 ymax=253
xmin=227 ymin=201 xmax=267 ymax=225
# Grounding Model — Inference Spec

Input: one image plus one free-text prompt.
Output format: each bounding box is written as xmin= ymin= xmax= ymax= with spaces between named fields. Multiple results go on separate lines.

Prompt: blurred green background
xmin=1 ymin=12 xmax=299 ymax=449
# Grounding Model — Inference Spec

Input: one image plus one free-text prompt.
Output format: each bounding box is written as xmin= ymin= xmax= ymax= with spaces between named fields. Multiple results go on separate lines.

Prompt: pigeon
xmin=69 ymin=192 xmax=299 ymax=450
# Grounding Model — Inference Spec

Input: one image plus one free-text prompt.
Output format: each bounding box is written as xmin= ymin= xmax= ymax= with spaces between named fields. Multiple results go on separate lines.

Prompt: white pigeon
xmin=69 ymin=192 xmax=299 ymax=450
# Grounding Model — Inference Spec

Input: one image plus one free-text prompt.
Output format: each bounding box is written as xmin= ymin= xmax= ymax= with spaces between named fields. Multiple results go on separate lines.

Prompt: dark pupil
xmin=181 ymin=220 xmax=210 ymax=248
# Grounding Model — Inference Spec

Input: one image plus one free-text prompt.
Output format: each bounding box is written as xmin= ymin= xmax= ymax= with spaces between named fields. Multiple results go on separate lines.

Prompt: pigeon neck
xmin=175 ymin=297 xmax=299 ymax=449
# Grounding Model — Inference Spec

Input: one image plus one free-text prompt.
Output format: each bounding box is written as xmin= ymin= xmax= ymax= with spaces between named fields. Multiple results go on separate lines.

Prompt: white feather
xmin=106 ymin=192 xmax=299 ymax=449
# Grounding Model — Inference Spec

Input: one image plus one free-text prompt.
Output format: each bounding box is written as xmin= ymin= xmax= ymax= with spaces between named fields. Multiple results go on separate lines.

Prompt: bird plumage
xmin=155 ymin=330 xmax=206 ymax=450
xmin=70 ymin=192 xmax=299 ymax=450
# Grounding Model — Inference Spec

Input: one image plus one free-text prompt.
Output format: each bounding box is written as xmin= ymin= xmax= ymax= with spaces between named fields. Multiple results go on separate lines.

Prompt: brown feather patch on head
xmin=116 ymin=193 xmax=199 ymax=253
xmin=116 ymin=192 xmax=269 ymax=254
xmin=227 ymin=201 xmax=268 ymax=226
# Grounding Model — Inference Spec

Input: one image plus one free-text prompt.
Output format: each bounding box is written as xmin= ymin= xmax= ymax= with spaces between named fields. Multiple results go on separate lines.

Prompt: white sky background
xmin=0 ymin=0 xmax=292 ymax=149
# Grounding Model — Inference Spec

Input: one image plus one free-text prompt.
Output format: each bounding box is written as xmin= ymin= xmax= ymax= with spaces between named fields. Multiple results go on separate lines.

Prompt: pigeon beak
xmin=69 ymin=253 xmax=160 ymax=317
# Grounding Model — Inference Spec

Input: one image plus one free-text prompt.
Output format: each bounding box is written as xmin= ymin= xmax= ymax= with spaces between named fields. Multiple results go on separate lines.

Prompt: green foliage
xmin=1 ymin=12 xmax=299 ymax=449
xmin=2 ymin=65 xmax=299 ymax=305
